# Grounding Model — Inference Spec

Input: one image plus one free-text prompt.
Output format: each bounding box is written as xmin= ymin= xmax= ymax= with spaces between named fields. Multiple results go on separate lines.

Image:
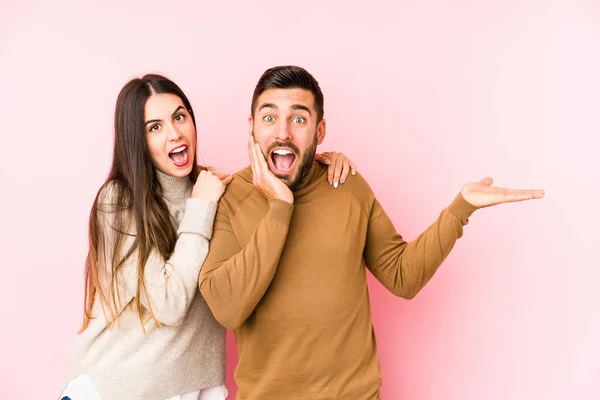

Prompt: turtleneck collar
xmin=292 ymin=161 xmax=327 ymax=199
xmin=156 ymin=169 xmax=193 ymax=201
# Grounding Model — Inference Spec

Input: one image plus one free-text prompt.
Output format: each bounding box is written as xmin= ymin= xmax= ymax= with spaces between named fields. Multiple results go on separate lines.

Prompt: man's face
xmin=249 ymin=88 xmax=326 ymax=189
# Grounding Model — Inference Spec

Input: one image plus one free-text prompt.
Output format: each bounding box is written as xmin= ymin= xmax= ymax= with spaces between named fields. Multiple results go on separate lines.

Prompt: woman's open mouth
xmin=168 ymin=145 xmax=189 ymax=167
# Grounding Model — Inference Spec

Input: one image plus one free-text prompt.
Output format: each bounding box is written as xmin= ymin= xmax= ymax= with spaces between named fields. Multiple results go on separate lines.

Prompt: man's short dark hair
xmin=251 ymin=65 xmax=324 ymax=121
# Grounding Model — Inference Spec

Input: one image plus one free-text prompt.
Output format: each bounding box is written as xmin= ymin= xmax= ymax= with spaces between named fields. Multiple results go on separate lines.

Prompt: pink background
xmin=1 ymin=0 xmax=599 ymax=399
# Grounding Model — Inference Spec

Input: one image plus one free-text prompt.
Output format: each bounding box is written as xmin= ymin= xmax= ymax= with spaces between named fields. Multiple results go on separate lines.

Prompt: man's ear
xmin=317 ymin=119 xmax=326 ymax=145
xmin=248 ymin=115 xmax=254 ymax=136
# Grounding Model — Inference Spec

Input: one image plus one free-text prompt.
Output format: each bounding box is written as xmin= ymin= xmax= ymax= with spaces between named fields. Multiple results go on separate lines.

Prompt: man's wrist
xmin=267 ymin=199 xmax=294 ymax=225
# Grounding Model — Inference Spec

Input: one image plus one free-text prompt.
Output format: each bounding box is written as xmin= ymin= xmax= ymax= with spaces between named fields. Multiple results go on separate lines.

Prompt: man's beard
xmin=262 ymin=131 xmax=318 ymax=191
xmin=287 ymin=135 xmax=317 ymax=191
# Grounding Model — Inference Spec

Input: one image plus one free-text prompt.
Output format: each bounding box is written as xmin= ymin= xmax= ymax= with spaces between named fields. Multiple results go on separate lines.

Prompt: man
xmin=199 ymin=65 xmax=544 ymax=399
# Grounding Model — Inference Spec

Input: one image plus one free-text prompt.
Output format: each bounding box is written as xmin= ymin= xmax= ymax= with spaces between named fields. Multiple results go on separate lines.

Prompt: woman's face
xmin=144 ymin=93 xmax=196 ymax=177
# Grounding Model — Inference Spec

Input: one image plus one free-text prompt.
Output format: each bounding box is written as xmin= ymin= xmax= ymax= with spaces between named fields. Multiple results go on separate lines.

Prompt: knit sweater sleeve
xmin=97 ymin=186 xmax=217 ymax=326
xmin=363 ymin=193 xmax=476 ymax=299
xmin=199 ymin=198 xmax=293 ymax=330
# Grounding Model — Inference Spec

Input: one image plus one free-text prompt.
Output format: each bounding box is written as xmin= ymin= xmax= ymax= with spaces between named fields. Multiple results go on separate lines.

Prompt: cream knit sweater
xmin=62 ymin=171 xmax=226 ymax=400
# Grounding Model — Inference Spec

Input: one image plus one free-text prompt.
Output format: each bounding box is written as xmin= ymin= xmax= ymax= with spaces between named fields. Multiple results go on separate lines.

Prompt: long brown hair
xmin=80 ymin=74 xmax=198 ymax=332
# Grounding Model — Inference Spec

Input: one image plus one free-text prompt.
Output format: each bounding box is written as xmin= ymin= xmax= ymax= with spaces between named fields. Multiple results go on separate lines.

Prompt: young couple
xmin=61 ymin=66 xmax=543 ymax=400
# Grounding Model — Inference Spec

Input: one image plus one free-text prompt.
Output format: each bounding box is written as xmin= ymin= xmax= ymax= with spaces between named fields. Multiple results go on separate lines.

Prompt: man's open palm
xmin=462 ymin=177 xmax=545 ymax=209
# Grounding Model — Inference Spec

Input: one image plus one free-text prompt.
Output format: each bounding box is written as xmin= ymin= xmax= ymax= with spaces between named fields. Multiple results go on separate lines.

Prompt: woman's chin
xmin=158 ymin=163 xmax=193 ymax=178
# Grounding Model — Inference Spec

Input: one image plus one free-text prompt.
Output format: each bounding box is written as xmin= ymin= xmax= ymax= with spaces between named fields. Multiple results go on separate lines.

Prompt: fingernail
xmin=329 ymin=178 xmax=332 ymax=185
xmin=352 ymin=171 xmax=357 ymax=175
xmin=340 ymin=178 xmax=345 ymax=184
xmin=325 ymin=160 xmax=331 ymax=165
xmin=334 ymin=181 xmax=339 ymax=189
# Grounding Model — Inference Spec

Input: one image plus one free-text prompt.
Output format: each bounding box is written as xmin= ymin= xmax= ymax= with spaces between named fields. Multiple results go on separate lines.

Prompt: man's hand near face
xmin=248 ymin=132 xmax=294 ymax=204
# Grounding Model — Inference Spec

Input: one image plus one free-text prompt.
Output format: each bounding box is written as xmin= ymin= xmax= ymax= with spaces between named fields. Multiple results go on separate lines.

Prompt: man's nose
xmin=275 ymin=122 xmax=292 ymax=141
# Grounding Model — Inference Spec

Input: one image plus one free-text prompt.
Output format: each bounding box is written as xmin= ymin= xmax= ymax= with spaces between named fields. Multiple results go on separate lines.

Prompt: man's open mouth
xmin=270 ymin=148 xmax=297 ymax=173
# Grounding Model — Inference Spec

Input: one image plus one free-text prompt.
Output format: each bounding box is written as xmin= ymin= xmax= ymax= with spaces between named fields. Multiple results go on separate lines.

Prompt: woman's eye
xmin=263 ymin=115 xmax=274 ymax=123
xmin=293 ymin=117 xmax=306 ymax=124
xmin=175 ymin=114 xmax=185 ymax=122
xmin=150 ymin=124 xmax=161 ymax=132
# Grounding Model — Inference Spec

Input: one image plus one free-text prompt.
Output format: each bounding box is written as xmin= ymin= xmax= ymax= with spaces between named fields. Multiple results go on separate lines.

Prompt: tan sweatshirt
xmin=200 ymin=162 xmax=476 ymax=400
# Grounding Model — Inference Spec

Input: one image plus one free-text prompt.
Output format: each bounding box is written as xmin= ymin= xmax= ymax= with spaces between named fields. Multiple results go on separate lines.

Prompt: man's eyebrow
xmin=259 ymin=103 xmax=277 ymax=111
xmin=258 ymin=103 xmax=312 ymax=115
xmin=291 ymin=104 xmax=312 ymax=114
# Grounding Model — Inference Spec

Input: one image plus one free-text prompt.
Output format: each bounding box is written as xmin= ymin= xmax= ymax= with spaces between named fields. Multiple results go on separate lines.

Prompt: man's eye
xmin=263 ymin=116 xmax=275 ymax=123
xmin=293 ymin=117 xmax=306 ymax=124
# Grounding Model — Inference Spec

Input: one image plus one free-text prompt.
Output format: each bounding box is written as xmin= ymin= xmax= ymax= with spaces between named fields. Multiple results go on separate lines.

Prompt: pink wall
xmin=1 ymin=0 xmax=598 ymax=398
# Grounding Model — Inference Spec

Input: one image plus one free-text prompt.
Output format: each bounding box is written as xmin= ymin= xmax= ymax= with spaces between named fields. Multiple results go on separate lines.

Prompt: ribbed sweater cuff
xmin=267 ymin=199 xmax=294 ymax=225
xmin=447 ymin=193 xmax=477 ymax=225
xmin=178 ymin=199 xmax=218 ymax=239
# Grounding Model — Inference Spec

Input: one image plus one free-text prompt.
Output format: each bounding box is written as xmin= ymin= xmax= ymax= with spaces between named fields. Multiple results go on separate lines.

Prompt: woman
xmin=60 ymin=74 xmax=356 ymax=400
